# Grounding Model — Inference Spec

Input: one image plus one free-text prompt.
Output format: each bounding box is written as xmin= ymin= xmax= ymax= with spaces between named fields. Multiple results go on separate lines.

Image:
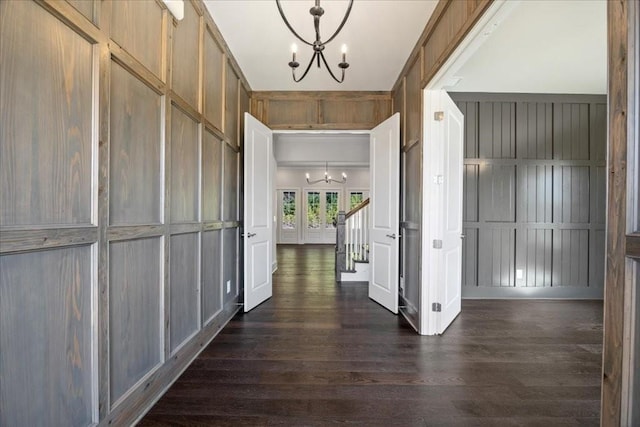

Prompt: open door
xmin=423 ymin=90 xmax=464 ymax=335
xmin=369 ymin=113 xmax=400 ymax=313
xmin=243 ymin=113 xmax=273 ymax=312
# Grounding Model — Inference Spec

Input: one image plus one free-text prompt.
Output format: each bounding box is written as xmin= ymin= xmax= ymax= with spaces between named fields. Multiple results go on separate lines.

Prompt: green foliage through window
xmin=282 ymin=191 xmax=296 ymax=229
xmin=307 ymin=192 xmax=320 ymax=229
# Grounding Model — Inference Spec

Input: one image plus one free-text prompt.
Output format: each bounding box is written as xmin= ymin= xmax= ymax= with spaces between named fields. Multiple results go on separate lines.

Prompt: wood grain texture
xmin=169 ymin=233 xmax=200 ymax=353
xmin=171 ymin=0 xmax=200 ymax=109
xmin=109 ymin=237 xmax=163 ymax=405
xmin=224 ymin=62 xmax=239 ymax=145
xmin=239 ymin=83 xmax=250 ymax=148
xmin=109 ymin=60 xmax=163 ymax=225
xmin=110 ymin=0 xmax=163 ymax=77
xmin=404 ymin=59 xmax=422 ymax=145
xmin=222 ymin=228 xmax=237 ymax=305
xmin=223 ymin=144 xmax=238 ymax=222
xmin=170 ymin=105 xmax=200 ymax=223
xmin=602 ymin=1 xmax=629 ymax=424
xmin=202 ymin=129 xmax=222 ymax=222
xmin=0 ymin=227 xmax=98 ymax=254
xmin=1 ymin=0 xmax=94 ymax=226
xmin=141 ymin=245 xmax=602 ymax=426
xmin=0 ymin=246 xmax=94 ymax=426
xmin=203 ymin=25 xmax=224 ymax=130
xmin=67 ymin=0 xmax=94 ymax=22
xmin=202 ymin=229 xmax=223 ymax=324
xmin=628 ymin=234 xmax=640 ymax=260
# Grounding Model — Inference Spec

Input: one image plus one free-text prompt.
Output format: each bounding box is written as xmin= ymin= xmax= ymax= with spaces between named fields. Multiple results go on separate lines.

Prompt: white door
xmin=369 ymin=113 xmax=400 ymax=313
xmin=244 ymin=113 xmax=273 ymax=312
xmin=423 ymin=90 xmax=464 ymax=334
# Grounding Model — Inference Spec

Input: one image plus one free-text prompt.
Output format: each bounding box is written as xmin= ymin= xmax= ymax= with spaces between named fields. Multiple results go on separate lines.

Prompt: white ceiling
xmin=204 ymin=0 xmax=438 ymax=91
xmin=205 ymin=0 xmax=606 ymax=94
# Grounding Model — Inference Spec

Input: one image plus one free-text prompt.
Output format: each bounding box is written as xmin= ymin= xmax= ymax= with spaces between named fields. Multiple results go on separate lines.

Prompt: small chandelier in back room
xmin=276 ymin=0 xmax=354 ymax=83
xmin=306 ymin=162 xmax=347 ymax=185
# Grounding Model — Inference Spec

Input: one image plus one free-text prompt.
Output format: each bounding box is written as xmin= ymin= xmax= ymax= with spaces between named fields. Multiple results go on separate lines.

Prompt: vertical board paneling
xmin=462 ymin=228 xmax=478 ymax=287
xmin=0 ymin=247 xmax=93 ymax=426
xmin=590 ymin=229 xmax=606 ymax=289
xmin=202 ymin=129 xmax=222 ymax=221
xmin=553 ymin=103 xmax=590 ymax=160
xmin=110 ymin=0 xmax=163 ymax=77
xmin=516 ymin=102 xmax=552 ymax=159
xmin=479 ymin=102 xmax=515 ymax=159
xmin=109 ymin=61 xmax=162 ymax=225
xmin=593 ymin=166 xmax=607 ymax=224
xmin=552 ymin=229 xmax=589 ymax=286
xmin=203 ymin=27 xmax=224 ymax=130
xmin=478 ymin=228 xmax=515 ymax=287
xmin=463 ymin=165 xmax=479 ymax=222
xmin=515 ymin=229 xmax=552 ymax=287
xmin=225 ymin=62 xmax=239 ymax=145
xmin=109 ymin=238 xmax=162 ymax=404
xmin=0 ymin=0 xmax=93 ymax=226
xmin=170 ymin=105 xmax=199 ymax=222
xmin=591 ymin=103 xmax=607 ymax=162
xmin=517 ymin=165 xmax=552 ymax=223
xmin=222 ymin=228 xmax=238 ymax=304
xmin=405 ymin=60 xmax=421 ymax=144
xmin=404 ymin=143 xmax=421 ymax=224
xmin=403 ymin=228 xmax=420 ymax=310
xmin=171 ymin=1 xmax=200 ymax=108
xmin=223 ymin=144 xmax=238 ymax=221
xmin=202 ymin=229 xmax=222 ymax=323
xmin=456 ymin=101 xmax=479 ymax=158
xmin=480 ymin=164 xmax=515 ymax=222
xmin=169 ymin=233 xmax=200 ymax=352
xmin=553 ymin=166 xmax=590 ymax=223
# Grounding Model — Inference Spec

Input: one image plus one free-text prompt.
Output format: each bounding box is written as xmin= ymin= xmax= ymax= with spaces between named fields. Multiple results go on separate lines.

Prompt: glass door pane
xmin=307 ymin=192 xmax=320 ymax=229
xmin=282 ymin=191 xmax=296 ymax=230
xmin=325 ymin=191 xmax=339 ymax=229
xmin=349 ymin=191 xmax=364 ymax=209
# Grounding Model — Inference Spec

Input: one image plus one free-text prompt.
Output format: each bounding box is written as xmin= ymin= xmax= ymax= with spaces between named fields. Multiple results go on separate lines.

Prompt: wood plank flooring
xmin=139 ymin=244 xmax=603 ymax=426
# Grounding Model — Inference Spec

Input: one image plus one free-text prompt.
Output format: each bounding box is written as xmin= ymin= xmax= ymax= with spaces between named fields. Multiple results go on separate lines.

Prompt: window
xmin=350 ymin=191 xmax=364 ymax=209
xmin=307 ymin=192 xmax=321 ymax=229
xmin=281 ymin=191 xmax=296 ymax=229
xmin=325 ymin=191 xmax=339 ymax=228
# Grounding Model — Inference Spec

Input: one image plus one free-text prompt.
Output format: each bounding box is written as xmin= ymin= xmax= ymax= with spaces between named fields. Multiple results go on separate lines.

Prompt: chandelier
xmin=306 ymin=162 xmax=347 ymax=185
xmin=276 ymin=0 xmax=354 ymax=83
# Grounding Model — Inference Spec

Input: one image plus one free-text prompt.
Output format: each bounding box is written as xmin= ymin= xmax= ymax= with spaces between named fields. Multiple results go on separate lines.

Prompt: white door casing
xmin=369 ymin=113 xmax=400 ymax=314
xmin=243 ymin=113 xmax=273 ymax=312
xmin=422 ymin=90 xmax=464 ymax=335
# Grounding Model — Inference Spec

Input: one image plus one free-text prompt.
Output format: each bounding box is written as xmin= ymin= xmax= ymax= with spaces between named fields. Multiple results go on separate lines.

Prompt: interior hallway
xmin=140 ymin=245 xmax=602 ymax=426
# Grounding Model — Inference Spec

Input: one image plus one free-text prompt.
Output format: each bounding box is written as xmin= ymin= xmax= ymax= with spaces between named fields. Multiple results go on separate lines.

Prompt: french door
xmin=304 ymin=189 xmax=341 ymax=244
xmin=277 ymin=189 xmax=299 ymax=244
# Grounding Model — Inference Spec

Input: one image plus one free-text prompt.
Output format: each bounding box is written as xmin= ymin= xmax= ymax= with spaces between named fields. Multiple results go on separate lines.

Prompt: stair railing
xmin=335 ymin=198 xmax=370 ymax=281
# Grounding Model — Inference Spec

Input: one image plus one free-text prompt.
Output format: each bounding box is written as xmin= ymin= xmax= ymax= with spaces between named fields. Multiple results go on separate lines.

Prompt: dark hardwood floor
xmin=139 ymin=244 xmax=603 ymax=426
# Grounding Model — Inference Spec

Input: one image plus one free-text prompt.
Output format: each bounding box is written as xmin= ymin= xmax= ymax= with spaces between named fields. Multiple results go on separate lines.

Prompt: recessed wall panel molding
xmin=169 ymin=233 xmax=200 ymax=353
xmin=170 ymin=105 xmax=200 ymax=223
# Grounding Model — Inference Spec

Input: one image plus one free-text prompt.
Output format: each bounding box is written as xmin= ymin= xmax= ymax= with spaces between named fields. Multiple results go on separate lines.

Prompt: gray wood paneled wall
xmin=0 ymin=0 xmax=249 ymax=425
xmin=450 ymin=93 xmax=606 ymax=298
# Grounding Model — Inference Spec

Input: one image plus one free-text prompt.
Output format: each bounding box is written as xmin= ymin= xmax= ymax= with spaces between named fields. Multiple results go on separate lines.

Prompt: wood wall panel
xmin=170 ymin=105 xmax=199 ymax=222
xmin=553 ymin=166 xmax=590 ymax=223
xmin=320 ymin=99 xmax=387 ymax=126
xmin=552 ymin=229 xmax=589 ymax=286
xmin=171 ymin=0 xmax=200 ymax=108
xmin=463 ymin=165 xmax=479 ymax=222
xmin=516 ymin=102 xmax=553 ymax=159
xmin=478 ymin=228 xmax=515 ymax=287
xmin=202 ymin=129 xmax=222 ymax=221
xmin=0 ymin=247 xmax=93 ymax=426
xmin=403 ymin=143 xmax=421 ymax=224
xmin=393 ymin=79 xmax=405 ymax=145
xmin=553 ymin=103 xmax=590 ymax=160
xmin=67 ymin=0 xmax=94 ymax=22
xmin=109 ymin=61 xmax=163 ymax=225
xmin=109 ymin=237 xmax=162 ymax=405
xmin=203 ymin=26 xmax=224 ymax=130
xmin=479 ymin=164 xmax=515 ymax=222
xmin=222 ymin=228 xmax=238 ymax=304
xmin=202 ymin=229 xmax=222 ymax=323
xmin=0 ymin=0 xmax=93 ymax=226
xmin=239 ymin=84 xmax=250 ymax=147
xmin=456 ymin=101 xmax=479 ymax=158
xmin=517 ymin=165 xmax=552 ymax=223
xmin=515 ymin=229 xmax=552 ymax=287
xmin=111 ymin=0 xmax=163 ymax=77
xmin=405 ymin=60 xmax=422 ymax=144
xmin=478 ymin=102 xmax=515 ymax=159
xmin=266 ymin=99 xmax=318 ymax=127
xmin=169 ymin=233 xmax=200 ymax=353
xmin=223 ymin=144 xmax=238 ymax=221
xmin=224 ymin=62 xmax=239 ymax=145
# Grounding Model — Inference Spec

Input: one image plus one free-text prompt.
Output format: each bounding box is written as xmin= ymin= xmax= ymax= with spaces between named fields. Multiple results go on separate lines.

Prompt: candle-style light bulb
xmin=291 ymin=43 xmax=298 ymax=62
xmin=305 ymin=172 xmax=310 ymax=179
xmin=341 ymin=44 xmax=347 ymax=63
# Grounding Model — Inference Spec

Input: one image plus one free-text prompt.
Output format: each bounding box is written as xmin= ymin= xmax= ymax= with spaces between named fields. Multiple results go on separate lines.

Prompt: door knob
xmin=386 ymin=233 xmax=396 ymax=239
xmin=243 ymin=232 xmax=256 ymax=238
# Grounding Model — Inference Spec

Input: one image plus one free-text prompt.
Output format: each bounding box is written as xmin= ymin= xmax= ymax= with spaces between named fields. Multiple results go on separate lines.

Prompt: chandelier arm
xmin=319 ymin=51 xmax=345 ymax=83
xmin=322 ymin=0 xmax=354 ymax=46
xmin=292 ymin=52 xmax=319 ymax=83
xmin=275 ymin=0 xmax=313 ymax=46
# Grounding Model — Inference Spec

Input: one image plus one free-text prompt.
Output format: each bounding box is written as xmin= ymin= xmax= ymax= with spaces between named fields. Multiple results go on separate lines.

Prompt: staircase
xmin=335 ymin=198 xmax=370 ymax=282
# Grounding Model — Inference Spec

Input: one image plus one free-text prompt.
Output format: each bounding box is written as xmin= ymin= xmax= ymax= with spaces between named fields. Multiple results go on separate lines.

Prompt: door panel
xmin=369 ymin=113 xmax=400 ymax=313
xmin=244 ymin=113 xmax=273 ymax=312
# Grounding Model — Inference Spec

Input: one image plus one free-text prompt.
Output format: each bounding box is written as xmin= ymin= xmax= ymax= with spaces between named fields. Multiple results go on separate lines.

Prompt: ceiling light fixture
xmin=306 ymin=162 xmax=347 ymax=185
xmin=276 ymin=0 xmax=353 ymax=83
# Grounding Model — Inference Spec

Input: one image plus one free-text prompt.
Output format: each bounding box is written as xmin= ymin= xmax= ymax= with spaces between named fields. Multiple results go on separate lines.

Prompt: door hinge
xmin=434 ymin=111 xmax=445 ymax=121
xmin=432 ymin=302 xmax=442 ymax=312
xmin=433 ymin=175 xmax=444 ymax=184
xmin=433 ymin=239 xmax=442 ymax=249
